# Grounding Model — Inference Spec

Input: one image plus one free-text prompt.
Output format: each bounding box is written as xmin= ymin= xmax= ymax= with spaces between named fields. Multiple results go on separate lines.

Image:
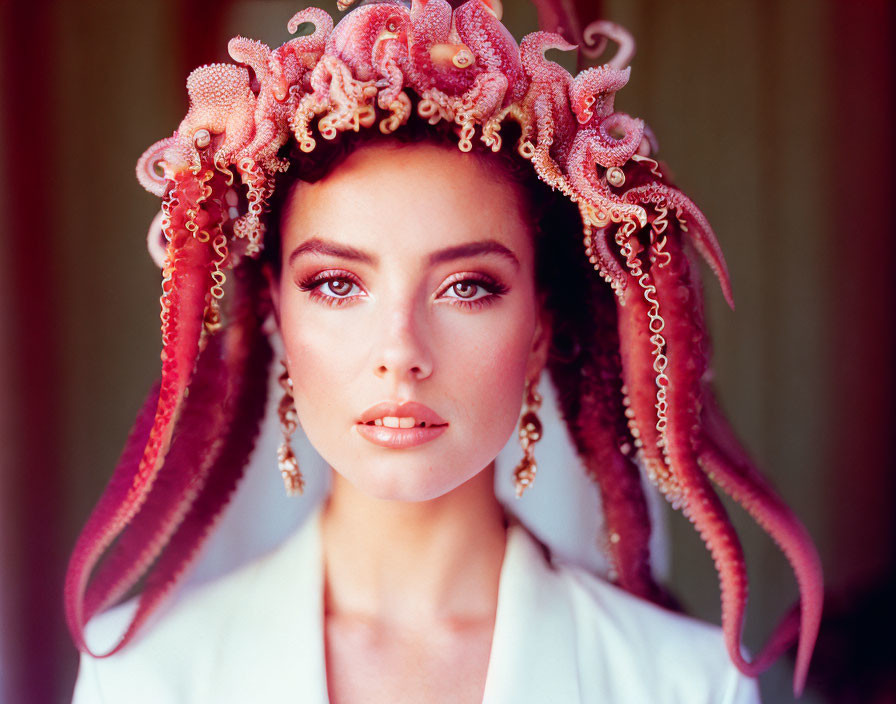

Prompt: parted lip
xmin=357 ymin=401 xmax=447 ymax=426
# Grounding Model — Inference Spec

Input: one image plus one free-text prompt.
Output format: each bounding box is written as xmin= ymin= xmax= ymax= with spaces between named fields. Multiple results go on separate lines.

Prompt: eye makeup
xmin=439 ymin=272 xmax=509 ymax=309
xmin=294 ymin=269 xmax=510 ymax=310
xmin=294 ymin=269 xmax=361 ymax=308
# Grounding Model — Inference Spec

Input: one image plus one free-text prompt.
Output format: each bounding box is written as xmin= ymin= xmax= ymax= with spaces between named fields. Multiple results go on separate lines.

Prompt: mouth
xmin=356 ymin=401 xmax=449 ymax=448
xmin=360 ymin=416 xmax=448 ymax=429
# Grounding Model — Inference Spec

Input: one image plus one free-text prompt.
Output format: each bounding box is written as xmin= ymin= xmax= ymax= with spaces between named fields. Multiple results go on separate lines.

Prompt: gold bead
xmin=520 ymin=411 xmax=542 ymax=442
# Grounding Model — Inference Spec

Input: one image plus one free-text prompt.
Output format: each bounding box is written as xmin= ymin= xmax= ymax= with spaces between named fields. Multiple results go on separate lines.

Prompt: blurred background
xmin=1 ymin=0 xmax=893 ymax=702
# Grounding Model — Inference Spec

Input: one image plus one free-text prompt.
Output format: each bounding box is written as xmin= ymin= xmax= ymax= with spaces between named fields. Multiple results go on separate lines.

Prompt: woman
xmin=66 ymin=1 xmax=823 ymax=701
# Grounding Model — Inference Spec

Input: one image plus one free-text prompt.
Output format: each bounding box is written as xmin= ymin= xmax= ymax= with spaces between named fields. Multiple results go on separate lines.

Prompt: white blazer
xmin=73 ymin=510 xmax=760 ymax=703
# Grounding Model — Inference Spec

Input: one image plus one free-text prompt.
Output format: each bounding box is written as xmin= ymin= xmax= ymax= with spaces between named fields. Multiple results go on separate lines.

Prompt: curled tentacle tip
xmin=146 ymin=210 xmax=168 ymax=268
xmin=193 ymin=129 xmax=211 ymax=149
xmin=606 ymin=166 xmax=625 ymax=188
xmin=548 ymin=37 xmax=578 ymax=54
xmin=720 ymin=278 xmax=735 ymax=310
xmin=482 ymin=0 xmax=503 ymax=21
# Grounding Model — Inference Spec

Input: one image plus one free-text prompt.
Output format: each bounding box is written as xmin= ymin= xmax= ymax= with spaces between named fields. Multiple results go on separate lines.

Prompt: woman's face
xmin=271 ymin=142 xmax=551 ymax=502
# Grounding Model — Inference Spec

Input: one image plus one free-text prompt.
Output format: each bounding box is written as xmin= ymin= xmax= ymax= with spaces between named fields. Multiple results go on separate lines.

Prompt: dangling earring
xmin=513 ymin=378 xmax=543 ymax=497
xmin=277 ymin=360 xmax=304 ymax=496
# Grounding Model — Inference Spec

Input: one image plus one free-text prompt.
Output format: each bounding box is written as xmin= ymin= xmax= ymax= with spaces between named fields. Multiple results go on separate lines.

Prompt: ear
xmin=261 ymin=261 xmax=282 ymax=328
xmin=527 ymin=296 xmax=553 ymax=384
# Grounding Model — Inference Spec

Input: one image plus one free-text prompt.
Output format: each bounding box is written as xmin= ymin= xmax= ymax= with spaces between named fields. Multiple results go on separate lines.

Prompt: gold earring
xmin=277 ymin=360 xmax=304 ymax=496
xmin=513 ymin=378 xmax=543 ymax=497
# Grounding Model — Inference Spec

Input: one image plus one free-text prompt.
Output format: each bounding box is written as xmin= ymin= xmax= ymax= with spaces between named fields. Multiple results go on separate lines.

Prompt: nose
xmin=373 ymin=302 xmax=434 ymax=383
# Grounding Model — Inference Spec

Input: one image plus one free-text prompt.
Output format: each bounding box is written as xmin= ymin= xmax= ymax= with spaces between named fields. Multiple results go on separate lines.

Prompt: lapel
xmin=481 ymin=521 xmax=582 ymax=704
xmin=208 ymin=511 xmax=582 ymax=704
xmin=207 ymin=506 xmax=330 ymax=703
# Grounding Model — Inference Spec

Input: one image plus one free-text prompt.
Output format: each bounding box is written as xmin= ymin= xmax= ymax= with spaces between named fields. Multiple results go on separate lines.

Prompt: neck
xmin=320 ymin=463 xmax=507 ymax=627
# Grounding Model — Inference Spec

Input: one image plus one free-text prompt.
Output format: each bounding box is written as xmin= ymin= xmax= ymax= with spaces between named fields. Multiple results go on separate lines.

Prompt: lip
xmin=357 ymin=401 xmax=447 ymax=426
xmin=356 ymin=400 xmax=448 ymax=449
xmin=355 ymin=423 xmax=448 ymax=449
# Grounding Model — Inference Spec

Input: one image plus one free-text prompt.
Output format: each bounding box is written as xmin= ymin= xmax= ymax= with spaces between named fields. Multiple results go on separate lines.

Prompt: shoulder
xmin=72 ymin=553 xmax=269 ymax=703
xmin=512 ymin=525 xmax=761 ymax=703
xmin=72 ymin=513 xmax=323 ymax=704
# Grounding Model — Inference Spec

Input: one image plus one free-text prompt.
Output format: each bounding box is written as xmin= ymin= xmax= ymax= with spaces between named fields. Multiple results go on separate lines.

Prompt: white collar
xmin=216 ymin=507 xmax=583 ymax=703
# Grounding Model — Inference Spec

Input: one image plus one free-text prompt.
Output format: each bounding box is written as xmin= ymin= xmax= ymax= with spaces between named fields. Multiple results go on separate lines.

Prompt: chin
xmin=351 ymin=477 xmax=459 ymax=503
xmin=335 ymin=462 xmax=476 ymax=503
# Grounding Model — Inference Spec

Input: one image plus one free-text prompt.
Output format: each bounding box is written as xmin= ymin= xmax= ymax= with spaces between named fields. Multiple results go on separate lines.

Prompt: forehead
xmin=280 ymin=143 xmax=533 ymax=264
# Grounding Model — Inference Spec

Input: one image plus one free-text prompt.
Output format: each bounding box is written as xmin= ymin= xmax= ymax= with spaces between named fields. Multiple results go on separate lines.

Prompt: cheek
xmin=277 ymin=300 xmax=360 ymax=425
xmin=440 ymin=300 xmax=537 ymax=433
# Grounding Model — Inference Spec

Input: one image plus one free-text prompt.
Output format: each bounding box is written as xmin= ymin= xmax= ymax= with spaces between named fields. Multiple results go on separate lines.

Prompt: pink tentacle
xmin=581 ymin=217 xmax=628 ymax=292
xmin=615 ymin=277 xmax=681 ymax=504
xmin=65 ymin=175 xmax=219 ymax=654
xmin=81 ymin=332 xmax=229 ymax=628
xmin=651 ymin=247 xmax=755 ymax=677
xmin=567 ymin=129 xmax=647 ymax=225
xmin=569 ymin=64 xmax=630 ymax=126
xmin=120 ymin=287 xmax=273 ymax=649
xmin=593 ymin=112 xmax=644 ymax=167
xmin=88 ymin=265 xmax=273 ymax=655
xmin=699 ymin=395 xmax=823 ymax=695
xmin=667 ymin=436 xmax=754 ymax=673
xmin=136 ymin=135 xmax=183 ymax=197
xmin=63 ymin=381 xmax=159 ymax=651
xmin=651 ymin=231 xmax=817 ymax=691
xmin=516 ymin=33 xmax=577 ymax=186
xmin=454 ymin=0 xmax=527 ymax=105
xmin=581 ymin=20 xmax=636 ymax=68
xmin=623 ymin=182 xmax=734 ymax=309
xmin=287 ymin=6 xmax=333 ymax=40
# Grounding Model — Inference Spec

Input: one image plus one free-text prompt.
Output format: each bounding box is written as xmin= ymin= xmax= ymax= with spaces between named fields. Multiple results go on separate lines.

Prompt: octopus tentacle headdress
xmin=65 ymin=0 xmax=823 ymax=695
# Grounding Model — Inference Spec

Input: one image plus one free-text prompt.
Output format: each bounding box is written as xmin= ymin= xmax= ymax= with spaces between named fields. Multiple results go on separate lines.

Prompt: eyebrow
xmin=429 ymin=241 xmax=520 ymax=270
xmin=288 ymin=238 xmax=375 ymax=267
xmin=287 ymin=237 xmax=520 ymax=270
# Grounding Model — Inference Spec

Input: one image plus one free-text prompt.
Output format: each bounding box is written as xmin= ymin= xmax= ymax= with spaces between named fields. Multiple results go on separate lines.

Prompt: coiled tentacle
xmin=136 ymin=136 xmax=188 ymax=197
xmin=623 ymin=183 xmax=734 ymax=309
xmin=516 ymin=32 xmax=577 ymax=190
xmin=567 ymin=129 xmax=647 ymax=227
xmin=615 ymin=276 xmax=681 ymax=504
xmin=581 ymin=20 xmax=636 ymax=68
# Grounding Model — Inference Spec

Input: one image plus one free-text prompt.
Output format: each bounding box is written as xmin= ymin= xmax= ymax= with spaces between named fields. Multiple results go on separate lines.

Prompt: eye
xmin=440 ymin=275 xmax=508 ymax=309
xmin=296 ymin=271 xmax=364 ymax=307
xmin=447 ymin=280 xmax=485 ymax=300
xmin=322 ymin=278 xmax=355 ymax=297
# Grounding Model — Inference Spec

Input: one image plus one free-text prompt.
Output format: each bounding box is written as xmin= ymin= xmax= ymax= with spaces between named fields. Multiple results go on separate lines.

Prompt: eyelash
xmin=295 ymin=269 xmax=509 ymax=310
xmin=294 ymin=271 xmax=359 ymax=307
